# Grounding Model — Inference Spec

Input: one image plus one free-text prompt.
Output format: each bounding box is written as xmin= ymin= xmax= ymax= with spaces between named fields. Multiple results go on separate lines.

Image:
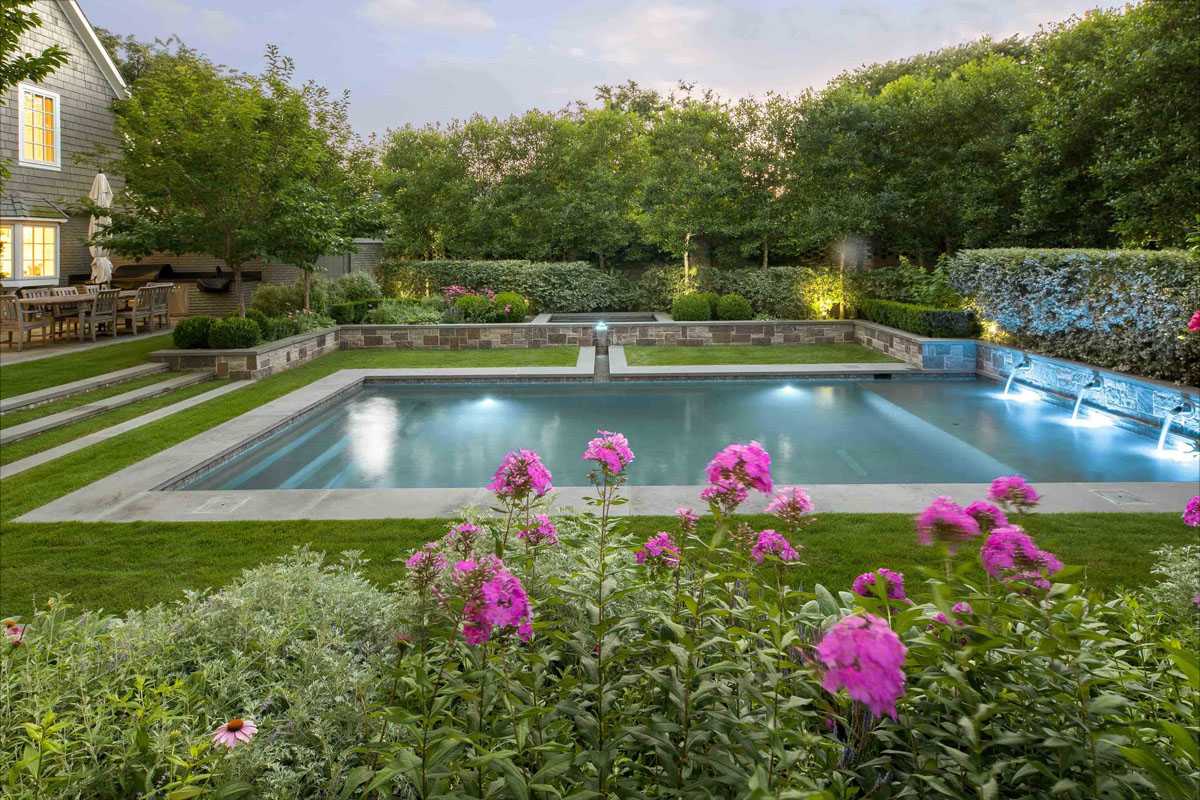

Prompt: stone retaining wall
xmin=342 ymin=324 xmax=595 ymax=350
xmin=977 ymin=341 xmax=1200 ymax=438
xmin=151 ymin=328 xmax=339 ymax=380
xmin=607 ymin=320 xmax=857 ymax=348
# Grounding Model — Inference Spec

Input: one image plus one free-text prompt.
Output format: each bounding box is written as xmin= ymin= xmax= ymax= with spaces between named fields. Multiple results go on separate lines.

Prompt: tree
xmin=1 ymin=0 xmax=68 ymax=185
xmin=94 ymin=46 xmax=357 ymax=315
xmin=93 ymin=28 xmax=178 ymax=86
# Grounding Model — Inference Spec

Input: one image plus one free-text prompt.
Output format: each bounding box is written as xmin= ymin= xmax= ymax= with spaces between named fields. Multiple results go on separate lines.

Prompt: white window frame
xmin=17 ymin=84 xmax=62 ymax=171
xmin=0 ymin=220 xmax=62 ymax=288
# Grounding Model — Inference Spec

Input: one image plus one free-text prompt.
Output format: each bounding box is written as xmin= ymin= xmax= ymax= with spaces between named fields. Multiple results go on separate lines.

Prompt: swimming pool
xmin=180 ymin=379 xmax=1198 ymax=490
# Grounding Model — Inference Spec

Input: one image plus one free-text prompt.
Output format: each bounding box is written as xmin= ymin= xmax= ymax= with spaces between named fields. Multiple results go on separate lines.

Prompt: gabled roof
xmin=58 ymin=0 xmax=129 ymax=100
xmin=0 ymin=193 xmax=70 ymax=222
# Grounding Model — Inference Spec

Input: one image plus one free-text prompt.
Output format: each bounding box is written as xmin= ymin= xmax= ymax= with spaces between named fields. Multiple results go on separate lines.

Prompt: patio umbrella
xmin=87 ymin=170 xmax=114 ymax=285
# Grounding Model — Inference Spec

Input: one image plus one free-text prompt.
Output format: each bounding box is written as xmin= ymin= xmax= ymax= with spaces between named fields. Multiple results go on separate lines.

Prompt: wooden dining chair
xmin=50 ymin=286 xmax=85 ymax=339
xmin=85 ymin=289 xmax=121 ymax=341
xmin=0 ymin=294 xmax=51 ymax=351
xmin=18 ymin=288 xmax=55 ymax=339
xmin=116 ymin=285 xmax=156 ymax=333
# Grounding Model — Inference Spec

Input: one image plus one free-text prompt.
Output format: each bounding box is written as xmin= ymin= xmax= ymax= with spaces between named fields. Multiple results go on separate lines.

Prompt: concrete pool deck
xmin=14 ymin=362 xmax=1197 ymax=523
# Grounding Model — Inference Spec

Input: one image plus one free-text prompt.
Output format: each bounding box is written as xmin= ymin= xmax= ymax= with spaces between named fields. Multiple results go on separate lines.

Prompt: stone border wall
xmin=342 ymin=324 xmax=596 ymax=350
xmin=150 ymin=328 xmax=340 ymax=380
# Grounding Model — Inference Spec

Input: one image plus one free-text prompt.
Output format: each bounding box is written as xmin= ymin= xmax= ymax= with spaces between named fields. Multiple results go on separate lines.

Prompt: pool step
xmin=0 ymin=370 xmax=212 ymax=445
xmin=0 ymin=363 xmax=168 ymax=413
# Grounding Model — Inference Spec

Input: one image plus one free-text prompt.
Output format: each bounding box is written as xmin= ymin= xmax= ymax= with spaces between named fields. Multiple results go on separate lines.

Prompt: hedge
xmin=715 ymin=293 xmax=753 ymax=320
xmin=173 ymin=316 xmax=214 ymax=349
xmin=671 ymin=294 xmax=712 ymax=321
xmin=207 ymin=317 xmax=261 ymax=350
xmin=379 ymin=260 xmax=640 ymax=313
xmin=859 ymin=299 xmax=981 ymax=338
xmin=330 ymin=298 xmax=389 ymax=325
xmin=948 ymin=248 xmax=1200 ymax=384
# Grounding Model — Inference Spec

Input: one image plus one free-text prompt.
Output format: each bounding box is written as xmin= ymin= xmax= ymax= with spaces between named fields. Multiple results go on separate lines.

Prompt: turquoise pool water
xmin=181 ymin=379 xmax=1198 ymax=490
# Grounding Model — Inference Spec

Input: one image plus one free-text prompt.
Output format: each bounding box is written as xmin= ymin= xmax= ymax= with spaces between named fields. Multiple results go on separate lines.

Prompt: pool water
xmin=182 ymin=380 xmax=1199 ymax=490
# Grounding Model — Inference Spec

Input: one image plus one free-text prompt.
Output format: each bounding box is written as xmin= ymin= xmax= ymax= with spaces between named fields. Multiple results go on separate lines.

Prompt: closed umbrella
xmin=88 ymin=170 xmax=114 ymax=285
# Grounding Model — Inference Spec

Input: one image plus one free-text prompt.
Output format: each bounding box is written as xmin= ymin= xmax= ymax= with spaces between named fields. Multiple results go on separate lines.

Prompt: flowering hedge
xmin=948 ymin=248 xmax=1200 ymax=384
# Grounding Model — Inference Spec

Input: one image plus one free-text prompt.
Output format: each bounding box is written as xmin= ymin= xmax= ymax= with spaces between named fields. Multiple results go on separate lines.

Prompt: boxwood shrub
xmin=241 ymin=308 xmax=269 ymax=338
xmin=330 ymin=298 xmax=390 ymax=325
xmin=455 ymin=294 xmax=494 ymax=323
xmin=859 ymin=298 xmax=981 ymax=338
xmin=949 ymin=248 xmax=1200 ymax=384
xmin=716 ymin=293 xmax=753 ymax=320
xmin=494 ymin=291 xmax=528 ymax=322
xmin=671 ymin=293 xmax=712 ymax=321
xmin=696 ymin=291 xmax=721 ymax=318
xmin=207 ymin=317 xmax=261 ymax=349
xmin=172 ymin=316 xmax=214 ymax=349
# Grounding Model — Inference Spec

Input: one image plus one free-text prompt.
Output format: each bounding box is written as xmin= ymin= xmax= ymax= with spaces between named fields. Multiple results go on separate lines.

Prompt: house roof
xmin=0 ymin=193 xmax=70 ymax=223
xmin=58 ymin=0 xmax=129 ymax=100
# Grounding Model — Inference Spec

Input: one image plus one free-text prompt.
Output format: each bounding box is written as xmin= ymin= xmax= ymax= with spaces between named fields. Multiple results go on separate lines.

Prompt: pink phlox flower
xmin=816 ymin=614 xmax=907 ymax=720
xmin=487 ymin=449 xmax=553 ymax=500
xmin=987 ymin=475 xmax=1042 ymax=512
xmin=1188 ymin=310 xmax=1200 ymax=333
xmin=915 ymin=496 xmax=981 ymax=551
xmin=929 ymin=602 xmax=973 ymax=629
xmin=443 ymin=522 xmax=483 ymax=554
xmin=636 ymin=531 xmax=681 ymax=568
xmin=405 ymin=542 xmax=447 ymax=589
xmin=705 ymin=441 xmax=773 ymax=495
xmin=767 ymin=486 xmax=816 ymax=530
xmin=852 ymin=568 xmax=907 ymax=602
xmin=750 ymin=529 xmax=800 ymax=563
xmin=212 ymin=718 xmax=258 ymax=749
xmin=4 ymin=622 xmax=24 ymax=647
xmin=700 ymin=482 xmax=749 ymax=514
xmin=963 ymin=501 xmax=1008 ymax=534
xmin=675 ymin=507 xmax=699 ymax=533
xmin=1183 ymin=496 xmax=1200 ymax=527
xmin=980 ymin=526 xmax=1062 ymax=589
xmin=582 ymin=430 xmax=635 ymax=474
xmin=518 ymin=513 xmax=560 ymax=547
xmin=456 ymin=556 xmax=533 ymax=645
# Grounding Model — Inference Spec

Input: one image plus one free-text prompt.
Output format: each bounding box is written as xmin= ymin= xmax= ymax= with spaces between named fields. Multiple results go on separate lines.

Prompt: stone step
xmin=0 ymin=363 xmax=168 ymax=413
xmin=0 ymin=371 xmax=212 ymax=445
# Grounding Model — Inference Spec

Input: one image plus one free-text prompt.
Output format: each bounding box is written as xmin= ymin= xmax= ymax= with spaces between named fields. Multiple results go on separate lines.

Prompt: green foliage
xmin=357 ymin=300 xmax=444 ymax=325
xmin=860 ymin=298 xmax=981 ymax=337
xmin=259 ymin=311 xmax=335 ymax=340
xmin=694 ymin=291 xmax=720 ymax=317
xmin=250 ymin=283 xmax=303 ymax=318
xmin=329 ymin=298 xmax=389 ymax=325
xmin=171 ymin=316 xmax=214 ymax=349
xmin=493 ymin=291 xmax=528 ymax=322
xmin=454 ymin=294 xmax=494 ymax=323
xmin=207 ymin=317 xmax=261 ymax=349
xmin=855 ymin=257 xmax=963 ymax=307
xmin=1148 ymin=544 xmax=1200 ymax=616
xmin=333 ymin=271 xmax=383 ymax=302
xmin=1 ymin=550 xmax=399 ymax=799
xmin=715 ymin=293 xmax=753 ymax=320
xmin=670 ymin=293 xmax=712 ymax=321
xmin=948 ymin=248 xmax=1200 ymax=384
xmin=241 ymin=308 xmax=269 ymax=338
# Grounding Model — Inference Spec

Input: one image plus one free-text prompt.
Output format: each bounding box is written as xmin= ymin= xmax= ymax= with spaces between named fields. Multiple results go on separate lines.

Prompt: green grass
xmin=624 ymin=343 xmax=903 ymax=366
xmin=0 ymin=379 xmax=227 ymax=466
xmin=0 ymin=513 xmax=1187 ymax=615
xmin=0 ymin=334 xmax=174 ymax=399
xmin=0 ymin=371 xmax=180 ymax=430
xmin=343 ymin=348 xmax=579 ymax=368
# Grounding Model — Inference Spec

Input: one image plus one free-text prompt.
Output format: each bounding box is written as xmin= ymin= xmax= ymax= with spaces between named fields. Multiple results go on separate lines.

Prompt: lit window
xmin=19 ymin=85 xmax=60 ymax=169
xmin=21 ymin=225 xmax=57 ymax=278
xmin=0 ymin=226 xmax=11 ymax=280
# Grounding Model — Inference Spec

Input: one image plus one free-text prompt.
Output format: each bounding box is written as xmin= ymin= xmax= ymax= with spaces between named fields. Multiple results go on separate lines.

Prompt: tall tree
xmin=0 ymin=0 xmax=68 ymax=185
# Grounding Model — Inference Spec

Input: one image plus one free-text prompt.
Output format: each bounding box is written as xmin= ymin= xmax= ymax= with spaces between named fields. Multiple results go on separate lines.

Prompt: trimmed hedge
xmin=949 ymin=248 xmax=1200 ymax=384
xmin=330 ymin=298 xmax=389 ymax=325
xmin=716 ymin=293 xmax=753 ymax=320
xmin=172 ymin=316 xmax=214 ymax=349
xmin=207 ymin=317 xmax=261 ymax=349
xmin=379 ymin=260 xmax=640 ymax=313
xmin=671 ymin=294 xmax=712 ymax=321
xmin=241 ymin=309 xmax=269 ymax=338
xmin=859 ymin=298 xmax=981 ymax=338
xmin=494 ymin=291 xmax=528 ymax=322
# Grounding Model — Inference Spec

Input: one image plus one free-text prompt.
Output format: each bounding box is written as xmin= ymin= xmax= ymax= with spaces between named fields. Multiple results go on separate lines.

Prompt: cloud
xmin=361 ymin=0 xmax=497 ymax=34
xmin=140 ymin=0 xmax=244 ymax=39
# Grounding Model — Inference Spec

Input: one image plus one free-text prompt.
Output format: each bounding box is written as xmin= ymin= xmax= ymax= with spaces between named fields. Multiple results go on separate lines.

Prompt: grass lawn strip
xmin=0 ymin=513 xmax=1186 ymax=615
xmin=624 ymin=343 xmax=902 ymax=366
xmin=0 ymin=371 xmax=181 ymax=430
xmin=0 ymin=334 xmax=175 ymax=399
xmin=0 ymin=348 xmax=577 ymax=515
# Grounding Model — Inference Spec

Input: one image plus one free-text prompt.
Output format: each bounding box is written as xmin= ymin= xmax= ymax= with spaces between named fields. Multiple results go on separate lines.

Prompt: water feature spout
xmin=1071 ymin=373 xmax=1104 ymax=420
xmin=1003 ymin=355 xmax=1033 ymax=397
xmin=1157 ymin=401 xmax=1193 ymax=452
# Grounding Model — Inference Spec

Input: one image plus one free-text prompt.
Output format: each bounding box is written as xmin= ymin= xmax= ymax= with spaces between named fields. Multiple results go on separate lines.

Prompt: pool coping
xmin=606 ymin=346 xmax=965 ymax=380
xmin=14 ymin=363 xmax=1196 ymax=523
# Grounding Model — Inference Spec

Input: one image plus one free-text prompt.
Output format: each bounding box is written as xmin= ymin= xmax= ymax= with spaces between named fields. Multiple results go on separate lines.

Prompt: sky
xmin=84 ymin=0 xmax=1109 ymax=136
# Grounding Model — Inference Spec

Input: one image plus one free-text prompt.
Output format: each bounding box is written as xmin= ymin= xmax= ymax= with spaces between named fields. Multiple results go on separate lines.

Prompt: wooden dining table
xmin=17 ymin=290 xmax=140 ymax=342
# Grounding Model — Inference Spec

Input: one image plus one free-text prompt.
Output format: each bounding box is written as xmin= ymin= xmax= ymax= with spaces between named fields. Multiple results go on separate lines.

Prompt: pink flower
xmin=675 ymin=507 xmax=698 ymax=533
xmin=816 ymin=614 xmax=907 ymax=720
xmin=929 ymin=601 xmax=973 ymax=629
xmin=636 ymin=531 xmax=681 ymax=569
xmin=705 ymin=441 xmax=773 ymax=495
xmin=443 ymin=522 xmax=483 ymax=555
xmin=1194 ymin=591 xmax=1200 ymax=609
xmin=487 ymin=449 xmax=553 ymax=500
xmin=915 ymin=497 xmax=981 ymax=551
xmin=987 ymin=475 xmax=1041 ymax=512
xmin=1184 ymin=497 xmax=1200 ymax=527
xmin=406 ymin=542 xmax=447 ymax=589
xmin=852 ymin=568 xmax=907 ymax=602
xmin=455 ymin=556 xmax=533 ymax=645
xmin=750 ymin=529 xmax=801 ymax=563
xmin=767 ymin=487 xmax=816 ymax=531
xmin=700 ymin=483 xmax=749 ymax=514
xmin=1188 ymin=311 xmax=1200 ymax=333
xmin=980 ymin=526 xmax=1062 ymax=589
xmin=581 ymin=430 xmax=635 ymax=474
xmin=212 ymin=718 xmax=258 ymax=749
xmin=963 ymin=501 xmax=1008 ymax=534
xmin=518 ymin=513 xmax=560 ymax=547
xmin=4 ymin=621 xmax=24 ymax=647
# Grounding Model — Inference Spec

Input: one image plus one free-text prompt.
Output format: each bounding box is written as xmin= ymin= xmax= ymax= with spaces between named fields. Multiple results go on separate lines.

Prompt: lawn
xmin=624 ymin=343 xmax=903 ymax=366
xmin=0 ymin=512 xmax=1188 ymax=614
xmin=0 ymin=333 xmax=175 ymax=399
xmin=0 ymin=370 xmax=179 ymax=430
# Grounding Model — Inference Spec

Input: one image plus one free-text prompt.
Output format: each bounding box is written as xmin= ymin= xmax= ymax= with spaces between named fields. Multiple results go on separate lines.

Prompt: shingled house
xmin=1 ymin=0 xmax=380 ymax=317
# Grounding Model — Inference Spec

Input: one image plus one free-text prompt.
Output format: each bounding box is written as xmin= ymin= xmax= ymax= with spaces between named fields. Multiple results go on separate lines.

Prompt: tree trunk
xmin=232 ymin=265 xmax=245 ymax=317
xmin=683 ymin=231 xmax=693 ymax=289
xmin=762 ymin=240 xmax=769 ymax=269
xmin=303 ymin=270 xmax=311 ymax=312
xmin=598 ymin=252 xmax=606 ymax=271
xmin=944 ymin=233 xmax=954 ymax=257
